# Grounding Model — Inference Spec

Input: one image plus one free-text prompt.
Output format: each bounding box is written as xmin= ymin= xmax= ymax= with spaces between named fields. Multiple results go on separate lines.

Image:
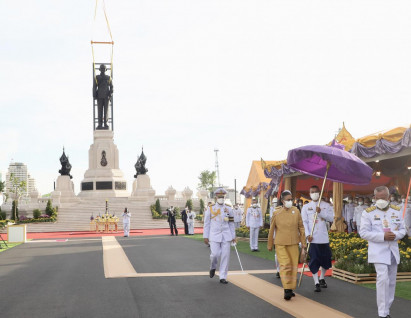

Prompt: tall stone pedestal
xmin=129 ymin=174 xmax=155 ymax=202
xmin=54 ymin=175 xmax=76 ymax=203
xmin=78 ymin=130 xmax=128 ymax=198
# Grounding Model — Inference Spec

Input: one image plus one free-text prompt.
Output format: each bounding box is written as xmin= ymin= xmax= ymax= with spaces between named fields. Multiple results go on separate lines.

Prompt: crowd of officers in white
xmin=201 ymin=186 xmax=410 ymax=318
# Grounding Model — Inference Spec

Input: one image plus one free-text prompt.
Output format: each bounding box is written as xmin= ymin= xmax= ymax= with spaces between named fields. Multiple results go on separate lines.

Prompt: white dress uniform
xmin=203 ymin=202 xmax=236 ymax=280
xmin=233 ymin=208 xmax=243 ymax=228
xmin=343 ymin=202 xmax=355 ymax=233
xmin=187 ymin=211 xmax=196 ymax=235
xmin=269 ymin=205 xmax=276 ymax=221
xmin=246 ymin=206 xmax=263 ymax=250
xmin=353 ymin=204 xmax=366 ymax=232
xmin=301 ymin=201 xmax=334 ymax=244
xmin=360 ymin=204 xmax=406 ymax=318
xmin=122 ymin=212 xmax=131 ymax=237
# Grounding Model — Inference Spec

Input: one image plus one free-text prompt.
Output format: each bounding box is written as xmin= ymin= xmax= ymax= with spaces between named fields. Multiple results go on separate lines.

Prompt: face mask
xmin=390 ymin=197 xmax=395 ymax=202
xmin=402 ymin=199 xmax=406 ymax=203
xmin=252 ymin=204 xmax=257 ymax=208
xmin=372 ymin=199 xmax=376 ymax=203
xmin=217 ymin=198 xmax=225 ymax=205
xmin=310 ymin=192 xmax=320 ymax=201
xmin=375 ymin=199 xmax=389 ymax=210
xmin=358 ymin=202 xmax=363 ymax=206
xmin=284 ymin=200 xmax=293 ymax=209
xmin=348 ymin=200 xmax=353 ymax=204
xmin=298 ymin=203 xmax=303 ymax=206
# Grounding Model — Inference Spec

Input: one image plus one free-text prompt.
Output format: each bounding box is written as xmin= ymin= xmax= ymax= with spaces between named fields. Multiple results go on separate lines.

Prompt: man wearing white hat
xmin=203 ymin=188 xmax=236 ymax=284
xmin=246 ymin=198 xmax=263 ymax=252
xmin=360 ymin=186 xmax=406 ymax=318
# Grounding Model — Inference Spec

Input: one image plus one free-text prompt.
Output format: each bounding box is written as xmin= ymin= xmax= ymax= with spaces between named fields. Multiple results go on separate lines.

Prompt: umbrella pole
xmin=298 ymin=162 xmax=331 ymax=287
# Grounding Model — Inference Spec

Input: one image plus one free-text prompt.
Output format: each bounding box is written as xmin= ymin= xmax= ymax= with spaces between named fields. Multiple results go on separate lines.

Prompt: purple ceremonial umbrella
xmin=287 ymin=140 xmax=373 ymax=185
xmin=287 ymin=140 xmax=373 ymax=287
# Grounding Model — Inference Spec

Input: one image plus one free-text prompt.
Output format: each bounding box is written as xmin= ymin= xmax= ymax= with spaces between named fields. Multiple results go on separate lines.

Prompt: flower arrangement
xmin=331 ymin=232 xmax=411 ymax=273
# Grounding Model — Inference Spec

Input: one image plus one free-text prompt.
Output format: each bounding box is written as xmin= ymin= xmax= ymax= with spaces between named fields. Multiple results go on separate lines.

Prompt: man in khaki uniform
xmin=267 ymin=190 xmax=306 ymax=300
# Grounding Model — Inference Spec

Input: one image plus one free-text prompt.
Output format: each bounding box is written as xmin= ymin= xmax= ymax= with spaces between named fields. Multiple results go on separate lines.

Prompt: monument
xmin=78 ymin=63 xmax=128 ymax=198
xmin=53 ymin=148 xmax=76 ymax=204
xmin=130 ymin=148 xmax=155 ymax=201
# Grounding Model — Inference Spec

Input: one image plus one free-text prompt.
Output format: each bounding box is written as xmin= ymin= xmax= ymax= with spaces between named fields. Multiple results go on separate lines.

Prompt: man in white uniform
xmin=343 ymin=195 xmax=355 ymax=233
xmin=187 ymin=208 xmax=196 ymax=235
xmin=360 ymin=186 xmax=406 ymax=318
xmin=246 ymin=198 xmax=263 ymax=252
xmin=301 ymin=185 xmax=334 ymax=292
xmin=203 ymin=188 xmax=236 ymax=284
xmin=233 ymin=204 xmax=243 ymax=228
xmin=353 ymin=197 xmax=365 ymax=233
xmin=122 ymin=208 xmax=131 ymax=237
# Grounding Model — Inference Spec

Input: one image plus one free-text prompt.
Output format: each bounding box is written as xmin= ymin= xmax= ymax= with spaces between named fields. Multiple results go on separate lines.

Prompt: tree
xmin=155 ymin=199 xmax=161 ymax=214
xmin=185 ymin=199 xmax=193 ymax=211
xmin=197 ymin=170 xmax=217 ymax=191
xmin=8 ymin=173 xmax=26 ymax=222
xmin=11 ymin=200 xmax=19 ymax=220
xmin=45 ymin=199 xmax=55 ymax=217
xmin=0 ymin=181 xmax=5 ymax=193
xmin=199 ymin=199 xmax=205 ymax=215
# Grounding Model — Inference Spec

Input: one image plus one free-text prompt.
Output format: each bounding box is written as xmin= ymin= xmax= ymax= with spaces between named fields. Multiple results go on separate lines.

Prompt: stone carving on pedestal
xmin=59 ymin=148 xmax=73 ymax=179
xmin=134 ymin=148 xmax=148 ymax=178
xmin=130 ymin=149 xmax=155 ymax=202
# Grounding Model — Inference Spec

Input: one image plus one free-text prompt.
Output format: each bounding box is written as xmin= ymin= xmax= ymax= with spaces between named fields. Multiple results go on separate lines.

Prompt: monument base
xmin=129 ymin=175 xmax=155 ymax=202
xmin=78 ymin=130 xmax=128 ymax=198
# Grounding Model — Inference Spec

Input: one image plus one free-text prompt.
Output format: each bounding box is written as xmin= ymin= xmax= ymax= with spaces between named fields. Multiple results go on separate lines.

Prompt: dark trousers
xmin=183 ymin=221 xmax=188 ymax=235
xmin=169 ymin=221 xmax=178 ymax=235
xmin=97 ymin=97 xmax=109 ymax=127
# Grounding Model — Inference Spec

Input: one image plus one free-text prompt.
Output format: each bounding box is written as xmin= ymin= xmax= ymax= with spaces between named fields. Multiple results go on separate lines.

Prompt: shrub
xmin=199 ymin=199 xmax=205 ymax=215
xmin=0 ymin=210 xmax=6 ymax=220
xmin=33 ymin=209 xmax=42 ymax=219
xmin=45 ymin=200 xmax=55 ymax=217
xmin=155 ymin=199 xmax=161 ymax=214
xmin=185 ymin=199 xmax=193 ymax=211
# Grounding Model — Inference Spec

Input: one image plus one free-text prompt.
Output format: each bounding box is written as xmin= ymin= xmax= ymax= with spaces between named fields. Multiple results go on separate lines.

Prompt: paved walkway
xmin=0 ymin=234 xmax=409 ymax=317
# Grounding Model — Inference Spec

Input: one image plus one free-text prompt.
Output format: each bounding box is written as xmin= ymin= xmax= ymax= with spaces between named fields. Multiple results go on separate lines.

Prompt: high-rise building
xmin=5 ymin=162 xmax=36 ymax=197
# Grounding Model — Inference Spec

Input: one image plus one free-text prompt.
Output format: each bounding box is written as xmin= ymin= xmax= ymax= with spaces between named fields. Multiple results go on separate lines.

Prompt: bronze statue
xmin=59 ymin=148 xmax=73 ymax=179
xmin=134 ymin=148 xmax=148 ymax=177
xmin=93 ymin=64 xmax=113 ymax=129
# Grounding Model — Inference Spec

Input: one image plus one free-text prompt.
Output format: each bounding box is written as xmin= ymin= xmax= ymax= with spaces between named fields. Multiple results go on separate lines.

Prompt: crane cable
xmin=91 ymin=0 xmax=114 ymax=84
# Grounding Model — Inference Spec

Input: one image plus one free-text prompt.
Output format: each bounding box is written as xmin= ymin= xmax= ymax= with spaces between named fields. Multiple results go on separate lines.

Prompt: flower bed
xmin=329 ymin=232 xmax=411 ymax=282
xmin=236 ymin=225 xmax=270 ymax=239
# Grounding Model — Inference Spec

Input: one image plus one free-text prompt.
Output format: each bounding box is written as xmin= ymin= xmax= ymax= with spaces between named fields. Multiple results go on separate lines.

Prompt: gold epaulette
xmin=390 ymin=204 xmax=401 ymax=211
xmin=366 ymin=206 xmax=376 ymax=213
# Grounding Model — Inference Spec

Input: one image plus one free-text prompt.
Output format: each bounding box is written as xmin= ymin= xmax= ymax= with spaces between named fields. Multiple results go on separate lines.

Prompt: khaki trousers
xmin=275 ymin=244 xmax=299 ymax=289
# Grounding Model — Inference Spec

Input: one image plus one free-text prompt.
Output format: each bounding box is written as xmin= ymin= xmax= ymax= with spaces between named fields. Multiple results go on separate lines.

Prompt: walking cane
xmin=298 ymin=162 xmax=331 ymax=287
xmin=233 ymin=243 xmax=244 ymax=272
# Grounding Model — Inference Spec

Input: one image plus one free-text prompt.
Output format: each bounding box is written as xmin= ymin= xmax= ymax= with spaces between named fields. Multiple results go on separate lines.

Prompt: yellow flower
xmin=406 ymin=255 xmax=410 ymax=259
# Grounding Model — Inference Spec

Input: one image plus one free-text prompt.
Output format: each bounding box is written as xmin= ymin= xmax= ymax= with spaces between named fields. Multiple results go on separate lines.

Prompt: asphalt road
xmin=0 ymin=236 xmax=409 ymax=318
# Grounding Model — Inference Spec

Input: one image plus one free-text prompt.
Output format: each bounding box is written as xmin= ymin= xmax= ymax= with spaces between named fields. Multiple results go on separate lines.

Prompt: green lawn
xmin=362 ymin=282 xmax=411 ymax=300
xmin=186 ymin=234 xmax=276 ymax=261
xmin=0 ymin=241 xmax=23 ymax=253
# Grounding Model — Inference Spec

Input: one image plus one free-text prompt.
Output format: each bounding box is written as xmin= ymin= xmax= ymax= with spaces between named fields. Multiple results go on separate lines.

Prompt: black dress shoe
xmin=284 ymin=289 xmax=293 ymax=300
xmin=291 ymin=291 xmax=295 ymax=297
xmin=276 ymin=272 xmax=280 ymax=278
xmin=314 ymin=284 xmax=321 ymax=292
xmin=210 ymin=269 xmax=215 ymax=278
xmin=220 ymin=279 xmax=228 ymax=284
xmin=255 ymin=249 xmax=260 ymax=252
xmin=319 ymin=279 xmax=327 ymax=288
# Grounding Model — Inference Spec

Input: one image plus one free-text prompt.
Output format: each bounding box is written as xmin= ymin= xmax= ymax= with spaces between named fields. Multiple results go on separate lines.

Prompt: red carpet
xmin=299 ymin=261 xmax=335 ymax=277
xmin=0 ymin=227 xmax=204 ymax=240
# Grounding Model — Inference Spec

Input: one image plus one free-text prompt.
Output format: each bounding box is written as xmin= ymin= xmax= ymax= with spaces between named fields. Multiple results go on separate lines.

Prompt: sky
xmin=1 ymin=0 xmax=411 ymax=197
